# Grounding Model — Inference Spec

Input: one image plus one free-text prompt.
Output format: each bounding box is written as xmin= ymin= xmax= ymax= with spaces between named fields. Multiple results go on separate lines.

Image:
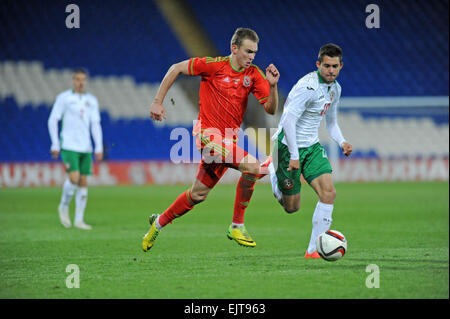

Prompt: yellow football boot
xmin=227 ymin=225 xmax=256 ymax=247
xmin=142 ymin=214 xmax=160 ymax=252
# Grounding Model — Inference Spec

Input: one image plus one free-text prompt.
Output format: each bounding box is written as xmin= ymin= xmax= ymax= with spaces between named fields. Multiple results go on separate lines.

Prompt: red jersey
xmin=188 ymin=56 xmax=270 ymax=137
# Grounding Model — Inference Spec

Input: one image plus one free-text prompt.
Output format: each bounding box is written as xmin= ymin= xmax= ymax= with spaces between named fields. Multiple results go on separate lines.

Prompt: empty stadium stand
xmin=186 ymin=0 xmax=449 ymax=96
xmin=0 ymin=0 xmax=448 ymax=164
xmin=0 ymin=0 xmax=187 ymax=82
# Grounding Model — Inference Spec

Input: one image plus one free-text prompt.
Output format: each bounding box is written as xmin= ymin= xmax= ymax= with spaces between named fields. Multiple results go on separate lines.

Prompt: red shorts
xmin=194 ymin=132 xmax=248 ymax=188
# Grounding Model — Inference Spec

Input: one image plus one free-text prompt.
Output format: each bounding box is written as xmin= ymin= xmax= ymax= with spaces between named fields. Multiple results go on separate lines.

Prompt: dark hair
xmin=73 ymin=68 xmax=89 ymax=76
xmin=230 ymin=27 xmax=259 ymax=48
xmin=318 ymin=43 xmax=343 ymax=62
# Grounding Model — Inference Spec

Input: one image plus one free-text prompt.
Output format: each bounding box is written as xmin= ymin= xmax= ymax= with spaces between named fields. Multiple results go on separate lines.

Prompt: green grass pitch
xmin=0 ymin=182 xmax=448 ymax=299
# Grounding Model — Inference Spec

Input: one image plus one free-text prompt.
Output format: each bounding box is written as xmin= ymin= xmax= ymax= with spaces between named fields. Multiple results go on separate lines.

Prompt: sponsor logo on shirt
xmin=222 ymin=77 xmax=230 ymax=83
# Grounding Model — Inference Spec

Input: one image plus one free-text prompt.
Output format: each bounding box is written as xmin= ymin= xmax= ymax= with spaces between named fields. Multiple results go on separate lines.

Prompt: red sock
xmin=158 ymin=190 xmax=195 ymax=227
xmin=233 ymin=173 xmax=257 ymax=224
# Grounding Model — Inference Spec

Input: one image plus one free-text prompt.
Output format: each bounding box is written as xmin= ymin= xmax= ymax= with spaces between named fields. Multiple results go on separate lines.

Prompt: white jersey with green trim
xmin=273 ymin=71 xmax=345 ymax=160
xmin=48 ymin=89 xmax=103 ymax=153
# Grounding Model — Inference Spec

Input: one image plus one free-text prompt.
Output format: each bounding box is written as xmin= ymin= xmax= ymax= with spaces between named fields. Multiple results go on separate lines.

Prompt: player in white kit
xmin=48 ymin=69 xmax=103 ymax=230
xmin=269 ymin=44 xmax=353 ymax=258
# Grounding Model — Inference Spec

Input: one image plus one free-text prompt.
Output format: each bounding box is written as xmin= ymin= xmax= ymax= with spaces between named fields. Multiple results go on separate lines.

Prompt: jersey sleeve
xmin=250 ymin=65 xmax=270 ymax=104
xmin=49 ymin=92 xmax=66 ymax=121
xmin=283 ymin=85 xmax=315 ymax=119
xmin=188 ymin=57 xmax=222 ymax=77
xmin=90 ymin=96 xmax=101 ymax=123
xmin=47 ymin=92 xmax=66 ymax=151
xmin=91 ymin=121 xmax=103 ymax=153
xmin=90 ymin=97 xmax=103 ymax=153
xmin=325 ymin=86 xmax=345 ymax=146
xmin=279 ymin=86 xmax=316 ymax=160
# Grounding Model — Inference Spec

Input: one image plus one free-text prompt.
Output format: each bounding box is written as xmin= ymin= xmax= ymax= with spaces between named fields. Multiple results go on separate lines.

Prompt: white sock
xmin=60 ymin=179 xmax=76 ymax=209
xmin=307 ymin=201 xmax=333 ymax=254
xmin=75 ymin=187 xmax=88 ymax=223
xmin=268 ymin=162 xmax=282 ymax=201
xmin=155 ymin=215 xmax=163 ymax=230
xmin=231 ymin=222 xmax=244 ymax=229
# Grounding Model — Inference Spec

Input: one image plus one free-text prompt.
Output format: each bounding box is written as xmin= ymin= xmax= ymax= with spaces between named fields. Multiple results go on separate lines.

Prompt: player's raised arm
xmin=263 ymin=64 xmax=280 ymax=115
xmin=150 ymin=60 xmax=190 ymax=121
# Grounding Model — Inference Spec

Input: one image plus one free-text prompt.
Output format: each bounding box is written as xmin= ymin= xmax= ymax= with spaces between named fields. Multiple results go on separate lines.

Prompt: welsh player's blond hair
xmin=230 ymin=27 xmax=259 ymax=48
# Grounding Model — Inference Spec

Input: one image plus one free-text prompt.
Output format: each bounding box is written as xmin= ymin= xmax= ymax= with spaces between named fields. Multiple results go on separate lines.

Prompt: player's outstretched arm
xmin=263 ymin=64 xmax=280 ymax=115
xmin=150 ymin=60 xmax=190 ymax=121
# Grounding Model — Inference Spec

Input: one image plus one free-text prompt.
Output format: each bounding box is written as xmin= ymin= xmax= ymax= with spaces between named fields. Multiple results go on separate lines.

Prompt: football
xmin=316 ymin=230 xmax=347 ymax=261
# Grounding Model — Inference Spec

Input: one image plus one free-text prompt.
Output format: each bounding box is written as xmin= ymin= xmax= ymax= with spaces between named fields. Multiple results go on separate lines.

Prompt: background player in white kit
xmin=48 ymin=69 xmax=103 ymax=230
xmin=268 ymin=44 xmax=353 ymax=258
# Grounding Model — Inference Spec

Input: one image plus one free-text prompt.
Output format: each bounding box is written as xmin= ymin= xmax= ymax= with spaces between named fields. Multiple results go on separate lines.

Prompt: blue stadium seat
xmin=185 ymin=0 xmax=449 ymax=96
xmin=0 ymin=1 xmax=448 ymax=162
xmin=0 ymin=0 xmax=188 ymax=83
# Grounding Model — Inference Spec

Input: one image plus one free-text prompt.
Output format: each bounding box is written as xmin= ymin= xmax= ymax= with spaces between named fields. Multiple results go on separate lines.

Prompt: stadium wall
xmin=0 ymin=157 xmax=448 ymax=188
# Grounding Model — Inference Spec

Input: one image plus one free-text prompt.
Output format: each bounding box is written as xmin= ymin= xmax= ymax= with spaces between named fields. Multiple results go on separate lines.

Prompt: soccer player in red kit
xmin=142 ymin=28 xmax=280 ymax=252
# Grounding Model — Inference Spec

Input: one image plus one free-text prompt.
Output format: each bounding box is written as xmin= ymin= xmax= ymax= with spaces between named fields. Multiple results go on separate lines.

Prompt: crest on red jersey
xmin=243 ymin=76 xmax=251 ymax=87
